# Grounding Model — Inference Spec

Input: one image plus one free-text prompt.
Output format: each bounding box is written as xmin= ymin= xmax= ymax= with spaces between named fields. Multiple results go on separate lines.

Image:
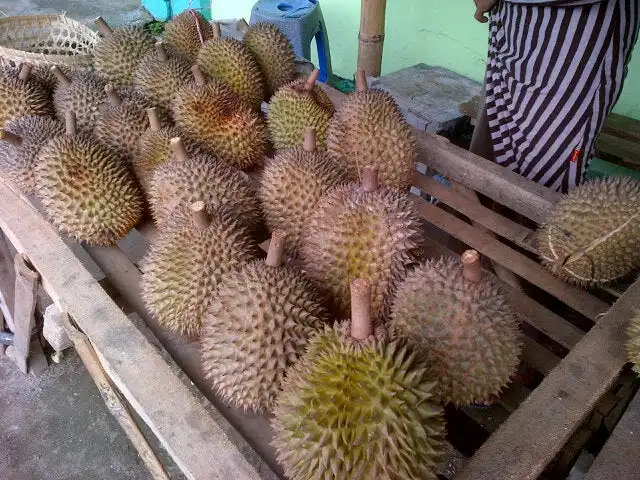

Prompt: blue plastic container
xmin=250 ymin=0 xmax=332 ymax=82
xmin=141 ymin=0 xmax=212 ymax=22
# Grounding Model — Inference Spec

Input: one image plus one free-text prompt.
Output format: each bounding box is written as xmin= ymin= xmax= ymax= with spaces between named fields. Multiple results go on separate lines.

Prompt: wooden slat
xmin=415 ymin=199 xmax=610 ymax=321
xmin=9 ymin=254 xmax=39 ymax=373
xmin=455 ymin=276 xmax=640 ymax=480
xmin=595 ymin=133 xmax=640 ymax=167
xmin=521 ymin=336 xmax=560 ymax=376
xmin=0 ymin=178 xmax=275 ymax=480
xmin=499 ymin=382 xmax=531 ymax=413
xmin=601 ymin=113 xmax=640 ymax=143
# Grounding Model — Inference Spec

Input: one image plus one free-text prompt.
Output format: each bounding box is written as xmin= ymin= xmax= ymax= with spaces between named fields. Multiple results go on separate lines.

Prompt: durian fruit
xmin=36 ymin=111 xmax=144 ymax=245
xmin=92 ymin=16 xmax=155 ymax=86
xmin=149 ymin=137 xmax=262 ymax=231
xmin=140 ymin=200 xmax=259 ymax=337
xmin=258 ymin=128 xmax=349 ymax=255
xmin=267 ymin=69 xmax=335 ymax=151
xmin=271 ymin=278 xmax=445 ymax=480
xmin=0 ymin=116 xmax=65 ymax=195
xmin=196 ymin=22 xmax=266 ymax=110
xmin=171 ymin=65 xmax=269 ymax=169
xmin=51 ymin=66 xmax=109 ymax=132
xmin=237 ymin=18 xmax=296 ymax=98
xmin=390 ymin=249 xmax=523 ymax=406
xmin=300 ymin=166 xmax=424 ymax=323
xmin=326 ymin=70 xmax=417 ymax=189
xmin=133 ymin=41 xmax=192 ymax=111
xmin=625 ymin=309 xmax=640 ymax=374
xmin=537 ymin=176 xmax=640 ymax=287
xmin=0 ymin=63 xmax=54 ymax=125
xmin=200 ymin=229 xmax=330 ymax=413
xmin=162 ymin=9 xmax=214 ymax=63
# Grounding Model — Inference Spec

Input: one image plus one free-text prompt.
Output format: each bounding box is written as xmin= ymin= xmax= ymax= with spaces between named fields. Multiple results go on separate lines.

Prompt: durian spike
xmin=104 ymin=84 xmax=122 ymax=107
xmin=147 ymin=108 xmax=161 ymax=132
xmin=190 ymin=201 xmax=211 ymax=230
xmin=212 ymin=22 xmax=222 ymax=39
xmin=303 ymin=69 xmax=320 ymax=92
xmin=355 ymin=70 xmax=368 ymax=93
xmin=18 ymin=63 xmax=33 ymax=81
xmin=50 ymin=65 xmax=71 ymax=87
xmin=461 ymin=249 xmax=482 ymax=283
xmin=155 ymin=41 xmax=169 ymax=62
xmin=94 ymin=16 xmax=114 ymax=36
xmin=169 ymin=137 xmax=190 ymax=163
xmin=361 ymin=166 xmax=379 ymax=193
xmin=350 ymin=278 xmax=373 ymax=340
xmin=265 ymin=229 xmax=287 ymax=267
xmin=237 ymin=18 xmax=250 ymax=34
xmin=64 ymin=111 xmax=77 ymax=136
xmin=190 ymin=65 xmax=207 ymax=87
xmin=302 ymin=128 xmax=317 ymax=152
xmin=0 ymin=129 xmax=23 ymax=147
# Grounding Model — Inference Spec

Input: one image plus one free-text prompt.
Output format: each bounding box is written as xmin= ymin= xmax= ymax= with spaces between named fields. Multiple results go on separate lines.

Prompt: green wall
xmin=212 ymin=0 xmax=640 ymax=119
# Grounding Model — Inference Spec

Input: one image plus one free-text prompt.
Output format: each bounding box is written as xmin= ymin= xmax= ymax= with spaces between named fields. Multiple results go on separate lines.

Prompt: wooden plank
xmin=455 ymin=276 xmax=640 ymax=480
xmin=0 ymin=178 xmax=275 ymax=480
xmin=601 ymin=113 xmax=640 ymax=143
xmin=521 ymin=336 xmax=559 ymax=376
xmin=0 ymin=229 xmax=15 ymax=328
xmin=415 ymin=199 xmax=610 ymax=321
xmin=595 ymin=133 xmax=640 ymax=167
xmin=8 ymin=254 xmax=39 ymax=373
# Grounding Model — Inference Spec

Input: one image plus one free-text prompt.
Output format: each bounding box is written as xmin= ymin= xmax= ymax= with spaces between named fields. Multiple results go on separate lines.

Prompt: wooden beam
xmin=454 ymin=276 xmax=640 ymax=480
xmin=8 ymin=254 xmax=39 ymax=373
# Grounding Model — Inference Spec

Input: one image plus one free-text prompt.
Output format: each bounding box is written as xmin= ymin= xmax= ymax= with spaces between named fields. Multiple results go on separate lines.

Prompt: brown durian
xmin=149 ymin=137 xmax=262 ymax=231
xmin=162 ymin=9 xmax=214 ymax=63
xmin=537 ymin=176 xmax=640 ymax=287
xmin=133 ymin=41 xmax=192 ymax=111
xmin=92 ymin=16 xmax=155 ymax=86
xmin=271 ymin=278 xmax=445 ymax=480
xmin=326 ymin=70 xmax=417 ymax=189
xmin=200 ymin=230 xmax=330 ymax=413
xmin=0 ymin=116 xmax=65 ymax=195
xmin=267 ymin=69 xmax=335 ymax=151
xmin=0 ymin=63 xmax=54 ymax=125
xmin=196 ymin=22 xmax=266 ymax=110
xmin=258 ymin=128 xmax=348 ymax=255
xmin=140 ymin=201 xmax=259 ymax=337
xmin=35 ymin=111 xmax=144 ymax=245
xmin=238 ymin=18 xmax=296 ymax=97
xmin=390 ymin=250 xmax=523 ymax=406
xmin=171 ymin=65 xmax=269 ymax=169
xmin=300 ymin=167 xmax=424 ymax=323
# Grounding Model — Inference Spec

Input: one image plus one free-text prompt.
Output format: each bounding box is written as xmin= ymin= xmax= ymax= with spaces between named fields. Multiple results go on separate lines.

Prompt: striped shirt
xmin=485 ymin=0 xmax=640 ymax=193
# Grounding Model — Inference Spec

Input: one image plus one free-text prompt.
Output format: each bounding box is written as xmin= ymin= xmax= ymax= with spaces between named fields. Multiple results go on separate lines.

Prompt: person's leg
xmin=469 ymin=88 xmax=495 ymax=161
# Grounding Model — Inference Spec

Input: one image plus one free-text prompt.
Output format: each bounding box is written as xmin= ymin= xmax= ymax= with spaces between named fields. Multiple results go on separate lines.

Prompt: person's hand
xmin=474 ymin=0 xmax=499 ymax=23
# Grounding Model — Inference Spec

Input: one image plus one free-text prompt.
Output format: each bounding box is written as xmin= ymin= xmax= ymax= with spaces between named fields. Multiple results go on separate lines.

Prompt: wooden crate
xmin=1 ymin=83 xmax=639 ymax=480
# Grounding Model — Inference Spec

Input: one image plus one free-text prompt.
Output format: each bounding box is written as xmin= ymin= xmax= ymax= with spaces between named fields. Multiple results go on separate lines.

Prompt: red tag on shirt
xmin=570 ymin=148 xmax=581 ymax=163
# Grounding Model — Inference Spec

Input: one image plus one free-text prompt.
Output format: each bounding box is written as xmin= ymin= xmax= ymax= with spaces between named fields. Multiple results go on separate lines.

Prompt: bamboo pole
xmin=357 ymin=0 xmax=387 ymax=77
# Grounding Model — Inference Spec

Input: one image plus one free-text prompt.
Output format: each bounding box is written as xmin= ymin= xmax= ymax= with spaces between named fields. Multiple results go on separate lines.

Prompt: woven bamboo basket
xmin=0 ymin=14 xmax=100 ymax=70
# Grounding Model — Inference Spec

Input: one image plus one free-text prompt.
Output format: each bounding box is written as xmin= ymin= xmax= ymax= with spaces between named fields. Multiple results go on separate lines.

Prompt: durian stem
xmin=303 ymin=128 xmax=317 ymax=152
xmin=154 ymin=41 xmax=169 ymax=62
xmin=50 ymin=65 xmax=71 ymax=87
xmin=265 ymin=230 xmax=287 ymax=267
xmin=190 ymin=201 xmax=211 ymax=230
xmin=18 ymin=63 xmax=32 ymax=82
xmin=237 ymin=18 xmax=250 ymax=34
xmin=104 ymin=84 xmax=122 ymax=107
xmin=191 ymin=65 xmax=207 ymax=87
xmin=0 ymin=130 xmax=23 ymax=147
xmin=147 ymin=108 xmax=161 ymax=132
xmin=361 ymin=167 xmax=379 ymax=192
xmin=94 ymin=16 xmax=114 ymax=36
xmin=64 ymin=111 xmax=77 ymax=136
xmin=303 ymin=69 xmax=320 ymax=91
xmin=355 ymin=70 xmax=368 ymax=93
xmin=461 ymin=250 xmax=482 ymax=283
xmin=169 ymin=137 xmax=190 ymax=163
xmin=350 ymin=279 xmax=373 ymax=340
xmin=212 ymin=22 xmax=222 ymax=39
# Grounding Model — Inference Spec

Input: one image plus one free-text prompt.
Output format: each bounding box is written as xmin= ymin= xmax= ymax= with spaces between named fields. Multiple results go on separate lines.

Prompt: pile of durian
xmin=1 ymin=11 xmax=639 ymax=479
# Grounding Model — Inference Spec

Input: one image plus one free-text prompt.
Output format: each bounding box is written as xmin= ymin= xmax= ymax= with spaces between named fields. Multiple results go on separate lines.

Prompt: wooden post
xmin=357 ymin=0 xmax=387 ymax=77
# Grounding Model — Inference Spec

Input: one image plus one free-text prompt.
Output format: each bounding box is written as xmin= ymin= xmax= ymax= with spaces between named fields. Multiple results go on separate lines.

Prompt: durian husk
xmin=537 ymin=176 xmax=640 ymax=287
xmin=300 ymin=176 xmax=424 ymax=323
xmin=196 ymin=35 xmax=266 ymax=110
xmin=162 ymin=10 xmax=214 ymax=63
xmin=241 ymin=21 xmax=296 ymax=97
xmin=0 ymin=116 xmax=65 ymax=195
xmin=200 ymin=250 xmax=330 ymax=413
xmin=625 ymin=309 xmax=640 ymax=374
xmin=52 ymin=68 xmax=109 ymax=132
xmin=140 ymin=203 xmax=259 ymax=337
xmin=267 ymin=74 xmax=335 ymax=151
xmin=271 ymin=318 xmax=445 ymax=480
xmin=0 ymin=64 xmax=54 ymax=125
xmin=390 ymin=255 xmax=523 ymax=406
